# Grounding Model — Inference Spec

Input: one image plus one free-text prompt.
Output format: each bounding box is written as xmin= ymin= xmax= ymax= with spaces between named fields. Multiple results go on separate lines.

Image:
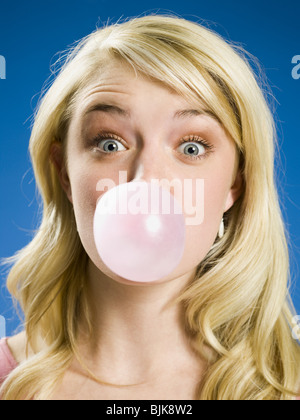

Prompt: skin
xmin=8 ymin=62 xmax=242 ymax=399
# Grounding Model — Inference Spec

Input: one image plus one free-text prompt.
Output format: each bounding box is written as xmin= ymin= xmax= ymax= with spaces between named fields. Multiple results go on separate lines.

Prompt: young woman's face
xmin=54 ymin=62 xmax=241 ymax=285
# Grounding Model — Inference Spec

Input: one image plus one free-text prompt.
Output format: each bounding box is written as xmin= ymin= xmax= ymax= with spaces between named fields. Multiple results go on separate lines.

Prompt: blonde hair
xmin=1 ymin=14 xmax=300 ymax=400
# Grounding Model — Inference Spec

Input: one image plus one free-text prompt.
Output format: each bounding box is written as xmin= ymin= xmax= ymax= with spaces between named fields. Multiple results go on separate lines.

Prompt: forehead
xmin=72 ymin=62 xmax=206 ymax=120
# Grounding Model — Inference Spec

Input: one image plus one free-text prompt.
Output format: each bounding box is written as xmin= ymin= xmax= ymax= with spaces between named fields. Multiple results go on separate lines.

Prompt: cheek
xmin=175 ymin=174 xmax=229 ymax=275
xmin=71 ymin=172 xmax=98 ymax=255
xmin=69 ymin=164 xmax=112 ymax=265
xmin=70 ymin=159 xmax=123 ymax=231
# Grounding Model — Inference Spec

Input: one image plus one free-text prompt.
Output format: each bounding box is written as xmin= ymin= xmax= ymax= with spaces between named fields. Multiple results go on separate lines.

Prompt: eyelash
xmin=178 ymin=136 xmax=214 ymax=161
xmin=90 ymin=131 xmax=214 ymax=161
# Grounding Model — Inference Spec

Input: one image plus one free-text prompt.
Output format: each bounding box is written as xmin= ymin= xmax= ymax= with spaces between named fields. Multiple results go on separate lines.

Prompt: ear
xmin=224 ymin=169 xmax=243 ymax=212
xmin=49 ymin=141 xmax=73 ymax=203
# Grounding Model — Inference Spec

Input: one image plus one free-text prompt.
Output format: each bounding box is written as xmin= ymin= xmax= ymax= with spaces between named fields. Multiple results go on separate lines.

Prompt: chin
xmin=96 ymin=261 xmax=197 ymax=289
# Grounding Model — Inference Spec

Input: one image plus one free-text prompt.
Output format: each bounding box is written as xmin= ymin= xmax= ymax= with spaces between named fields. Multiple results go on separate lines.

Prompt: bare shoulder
xmin=7 ymin=331 xmax=28 ymax=364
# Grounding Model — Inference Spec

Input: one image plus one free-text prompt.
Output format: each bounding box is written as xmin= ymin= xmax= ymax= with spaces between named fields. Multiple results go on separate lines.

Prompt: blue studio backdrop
xmin=0 ymin=0 xmax=300 ymax=337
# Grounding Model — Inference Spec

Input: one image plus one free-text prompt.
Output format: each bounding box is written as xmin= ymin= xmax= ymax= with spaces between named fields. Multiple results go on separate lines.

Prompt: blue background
xmin=0 ymin=0 xmax=300 ymax=337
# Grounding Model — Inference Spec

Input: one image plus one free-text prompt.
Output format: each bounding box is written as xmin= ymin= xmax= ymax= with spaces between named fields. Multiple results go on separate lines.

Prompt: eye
xmin=99 ymin=139 xmax=126 ymax=153
xmin=94 ymin=133 xmax=127 ymax=154
xmin=178 ymin=142 xmax=205 ymax=157
xmin=177 ymin=136 xmax=212 ymax=161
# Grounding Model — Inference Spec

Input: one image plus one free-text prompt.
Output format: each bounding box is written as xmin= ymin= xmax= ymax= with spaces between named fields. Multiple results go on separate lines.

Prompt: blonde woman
xmin=0 ymin=14 xmax=299 ymax=400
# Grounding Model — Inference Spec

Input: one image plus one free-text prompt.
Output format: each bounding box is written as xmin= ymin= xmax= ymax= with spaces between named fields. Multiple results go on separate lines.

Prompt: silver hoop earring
xmin=218 ymin=217 xmax=224 ymax=239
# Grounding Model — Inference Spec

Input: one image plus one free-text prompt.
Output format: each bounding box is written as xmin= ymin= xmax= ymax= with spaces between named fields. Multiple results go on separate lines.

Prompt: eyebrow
xmin=83 ymin=103 xmax=207 ymax=120
xmin=173 ymin=108 xmax=205 ymax=119
xmin=83 ymin=103 xmax=130 ymax=118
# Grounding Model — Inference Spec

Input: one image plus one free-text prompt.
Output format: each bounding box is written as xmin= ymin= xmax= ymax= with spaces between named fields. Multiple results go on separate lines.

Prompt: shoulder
xmin=6 ymin=331 xmax=28 ymax=365
xmin=0 ymin=335 xmax=20 ymax=383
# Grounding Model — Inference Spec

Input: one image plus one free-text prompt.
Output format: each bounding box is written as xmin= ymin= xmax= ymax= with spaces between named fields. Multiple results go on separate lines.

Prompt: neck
xmin=77 ymin=260 xmax=199 ymax=384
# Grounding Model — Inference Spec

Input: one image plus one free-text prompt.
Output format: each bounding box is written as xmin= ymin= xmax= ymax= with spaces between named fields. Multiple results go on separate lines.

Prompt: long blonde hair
xmin=1 ymin=14 xmax=299 ymax=400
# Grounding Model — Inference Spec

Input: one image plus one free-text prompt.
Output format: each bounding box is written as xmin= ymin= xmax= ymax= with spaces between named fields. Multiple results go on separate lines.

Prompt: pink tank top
xmin=0 ymin=338 xmax=18 ymax=384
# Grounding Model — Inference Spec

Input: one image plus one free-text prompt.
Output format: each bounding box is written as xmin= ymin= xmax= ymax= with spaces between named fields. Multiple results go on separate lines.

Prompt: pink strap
xmin=0 ymin=338 xmax=18 ymax=383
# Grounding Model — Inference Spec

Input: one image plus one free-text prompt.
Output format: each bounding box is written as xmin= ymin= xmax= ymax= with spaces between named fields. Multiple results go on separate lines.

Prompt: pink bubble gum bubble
xmin=93 ymin=181 xmax=186 ymax=282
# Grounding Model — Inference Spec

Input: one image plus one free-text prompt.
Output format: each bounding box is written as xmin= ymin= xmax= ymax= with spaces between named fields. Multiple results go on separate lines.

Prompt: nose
xmin=129 ymin=143 xmax=169 ymax=184
xmin=125 ymin=142 xmax=186 ymax=215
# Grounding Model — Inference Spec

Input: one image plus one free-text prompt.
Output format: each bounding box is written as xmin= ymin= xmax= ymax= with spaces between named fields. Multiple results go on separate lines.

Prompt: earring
xmin=218 ymin=217 xmax=224 ymax=239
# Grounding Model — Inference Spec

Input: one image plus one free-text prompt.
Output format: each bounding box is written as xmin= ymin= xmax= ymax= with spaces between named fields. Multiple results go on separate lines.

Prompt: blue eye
xmin=91 ymin=132 xmax=213 ymax=161
xmin=178 ymin=142 xmax=206 ymax=157
xmin=177 ymin=136 xmax=212 ymax=161
xmin=93 ymin=133 xmax=127 ymax=154
xmin=98 ymin=139 xmax=126 ymax=153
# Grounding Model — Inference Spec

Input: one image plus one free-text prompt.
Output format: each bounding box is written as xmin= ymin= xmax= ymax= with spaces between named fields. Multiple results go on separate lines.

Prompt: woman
xmin=1 ymin=14 xmax=299 ymax=400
